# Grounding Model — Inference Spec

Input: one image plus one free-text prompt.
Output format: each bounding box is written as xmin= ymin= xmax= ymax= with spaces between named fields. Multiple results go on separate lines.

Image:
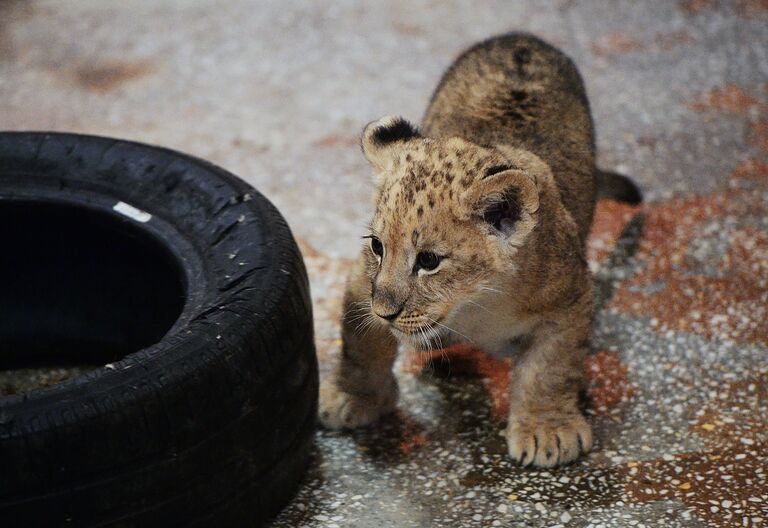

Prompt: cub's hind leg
xmin=319 ymin=254 xmax=399 ymax=429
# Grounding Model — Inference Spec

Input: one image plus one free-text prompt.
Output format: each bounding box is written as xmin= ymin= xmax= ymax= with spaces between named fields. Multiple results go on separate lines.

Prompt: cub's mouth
xmin=390 ymin=323 xmax=449 ymax=351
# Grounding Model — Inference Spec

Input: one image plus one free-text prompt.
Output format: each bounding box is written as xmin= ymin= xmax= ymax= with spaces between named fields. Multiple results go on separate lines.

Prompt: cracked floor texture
xmin=1 ymin=1 xmax=767 ymax=527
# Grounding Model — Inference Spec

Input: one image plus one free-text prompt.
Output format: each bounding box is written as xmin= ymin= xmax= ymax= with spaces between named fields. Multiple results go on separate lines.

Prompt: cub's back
xmin=422 ymin=33 xmax=596 ymax=242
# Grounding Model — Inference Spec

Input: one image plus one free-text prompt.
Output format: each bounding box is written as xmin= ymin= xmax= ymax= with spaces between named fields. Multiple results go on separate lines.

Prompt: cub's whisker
xmin=354 ymin=314 xmax=378 ymax=337
xmin=427 ymin=317 xmax=474 ymax=344
xmin=465 ymin=299 xmax=494 ymax=315
xmin=424 ymin=323 xmax=451 ymax=375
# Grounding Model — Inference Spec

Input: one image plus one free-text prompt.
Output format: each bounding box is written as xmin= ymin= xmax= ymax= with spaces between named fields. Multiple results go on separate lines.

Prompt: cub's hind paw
xmin=318 ymin=376 xmax=397 ymax=429
xmin=506 ymin=413 xmax=593 ymax=468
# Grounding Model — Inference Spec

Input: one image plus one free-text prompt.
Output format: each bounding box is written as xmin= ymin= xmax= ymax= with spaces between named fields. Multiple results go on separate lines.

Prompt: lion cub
xmin=319 ymin=33 xmax=640 ymax=467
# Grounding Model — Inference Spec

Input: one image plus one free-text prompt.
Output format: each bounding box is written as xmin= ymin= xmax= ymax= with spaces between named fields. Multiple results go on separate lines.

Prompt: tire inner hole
xmin=0 ymin=200 xmax=186 ymax=394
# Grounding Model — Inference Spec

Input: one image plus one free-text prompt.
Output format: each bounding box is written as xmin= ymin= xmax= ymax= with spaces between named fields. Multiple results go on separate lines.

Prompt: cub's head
xmin=359 ymin=115 xmax=544 ymax=347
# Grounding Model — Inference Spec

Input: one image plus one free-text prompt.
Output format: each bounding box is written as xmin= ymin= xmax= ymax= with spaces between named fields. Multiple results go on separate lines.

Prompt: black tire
xmin=0 ymin=132 xmax=317 ymax=527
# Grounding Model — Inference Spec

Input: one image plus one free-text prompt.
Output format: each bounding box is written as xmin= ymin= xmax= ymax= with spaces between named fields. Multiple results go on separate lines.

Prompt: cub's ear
xmin=462 ymin=167 xmax=539 ymax=239
xmin=361 ymin=115 xmax=421 ymax=172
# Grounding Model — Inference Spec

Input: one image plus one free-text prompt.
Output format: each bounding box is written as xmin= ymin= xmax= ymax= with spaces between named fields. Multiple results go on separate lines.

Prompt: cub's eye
xmin=370 ymin=236 xmax=384 ymax=258
xmin=415 ymin=251 xmax=441 ymax=272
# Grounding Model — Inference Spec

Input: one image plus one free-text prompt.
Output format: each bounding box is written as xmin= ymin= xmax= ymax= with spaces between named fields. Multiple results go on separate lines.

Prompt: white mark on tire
xmin=113 ymin=201 xmax=152 ymax=223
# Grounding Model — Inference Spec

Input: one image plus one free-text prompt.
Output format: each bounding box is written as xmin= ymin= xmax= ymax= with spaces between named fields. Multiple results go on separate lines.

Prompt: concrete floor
xmin=1 ymin=1 xmax=767 ymax=527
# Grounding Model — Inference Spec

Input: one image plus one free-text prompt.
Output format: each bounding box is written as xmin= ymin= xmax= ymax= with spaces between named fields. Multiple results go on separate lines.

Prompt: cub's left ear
xmin=361 ymin=115 xmax=421 ymax=172
xmin=462 ymin=166 xmax=539 ymax=238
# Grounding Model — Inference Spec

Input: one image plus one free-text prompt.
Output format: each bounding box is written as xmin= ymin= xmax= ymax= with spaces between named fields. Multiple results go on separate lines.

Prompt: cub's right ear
xmin=461 ymin=167 xmax=540 ymax=244
xmin=361 ymin=115 xmax=421 ymax=172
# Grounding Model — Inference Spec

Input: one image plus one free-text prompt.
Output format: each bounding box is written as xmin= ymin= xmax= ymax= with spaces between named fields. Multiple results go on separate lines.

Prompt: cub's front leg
xmin=506 ymin=315 xmax=594 ymax=468
xmin=319 ymin=254 xmax=399 ymax=429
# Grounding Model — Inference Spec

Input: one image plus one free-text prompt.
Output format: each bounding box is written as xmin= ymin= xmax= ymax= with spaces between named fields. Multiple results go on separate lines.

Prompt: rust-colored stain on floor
xmin=403 ymin=344 xmax=513 ymax=422
xmin=688 ymin=84 xmax=765 ymax=115
xmin=609 ymin=169 xmax=768 ymax=345
xmin=589 ymin=33 xmax=643 ymax=57
xmin=679 ymin=0 xmax=719 ymax=15
xmin=72 ymin=60 xmax=154 ymax=92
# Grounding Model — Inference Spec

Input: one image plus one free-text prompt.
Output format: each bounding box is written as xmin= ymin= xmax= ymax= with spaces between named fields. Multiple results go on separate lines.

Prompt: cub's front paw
xmin=318 ymin=376 xmax=398 ymax=429
xmin=506 ymin=412 xmax=593 ymax=468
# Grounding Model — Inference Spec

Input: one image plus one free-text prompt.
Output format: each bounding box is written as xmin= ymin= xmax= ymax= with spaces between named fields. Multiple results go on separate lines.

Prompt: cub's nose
xmin=374 ymin=307 xmax=403 ymax=322
xmin=372 ymin=285 xmax=406 ymax=321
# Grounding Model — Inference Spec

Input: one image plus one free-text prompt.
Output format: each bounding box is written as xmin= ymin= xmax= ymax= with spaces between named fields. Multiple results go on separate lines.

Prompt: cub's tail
xmin=596 ymin=170 xmax=642 ymax=205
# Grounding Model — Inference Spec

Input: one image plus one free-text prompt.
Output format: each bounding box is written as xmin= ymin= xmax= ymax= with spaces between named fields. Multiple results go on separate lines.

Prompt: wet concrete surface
xmin=1 ymin=1 xmax=766 ymax=526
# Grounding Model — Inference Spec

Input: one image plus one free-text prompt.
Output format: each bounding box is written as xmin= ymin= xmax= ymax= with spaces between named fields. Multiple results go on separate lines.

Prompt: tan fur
xmin=320 ymin=33 xmax=601 ymax=467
